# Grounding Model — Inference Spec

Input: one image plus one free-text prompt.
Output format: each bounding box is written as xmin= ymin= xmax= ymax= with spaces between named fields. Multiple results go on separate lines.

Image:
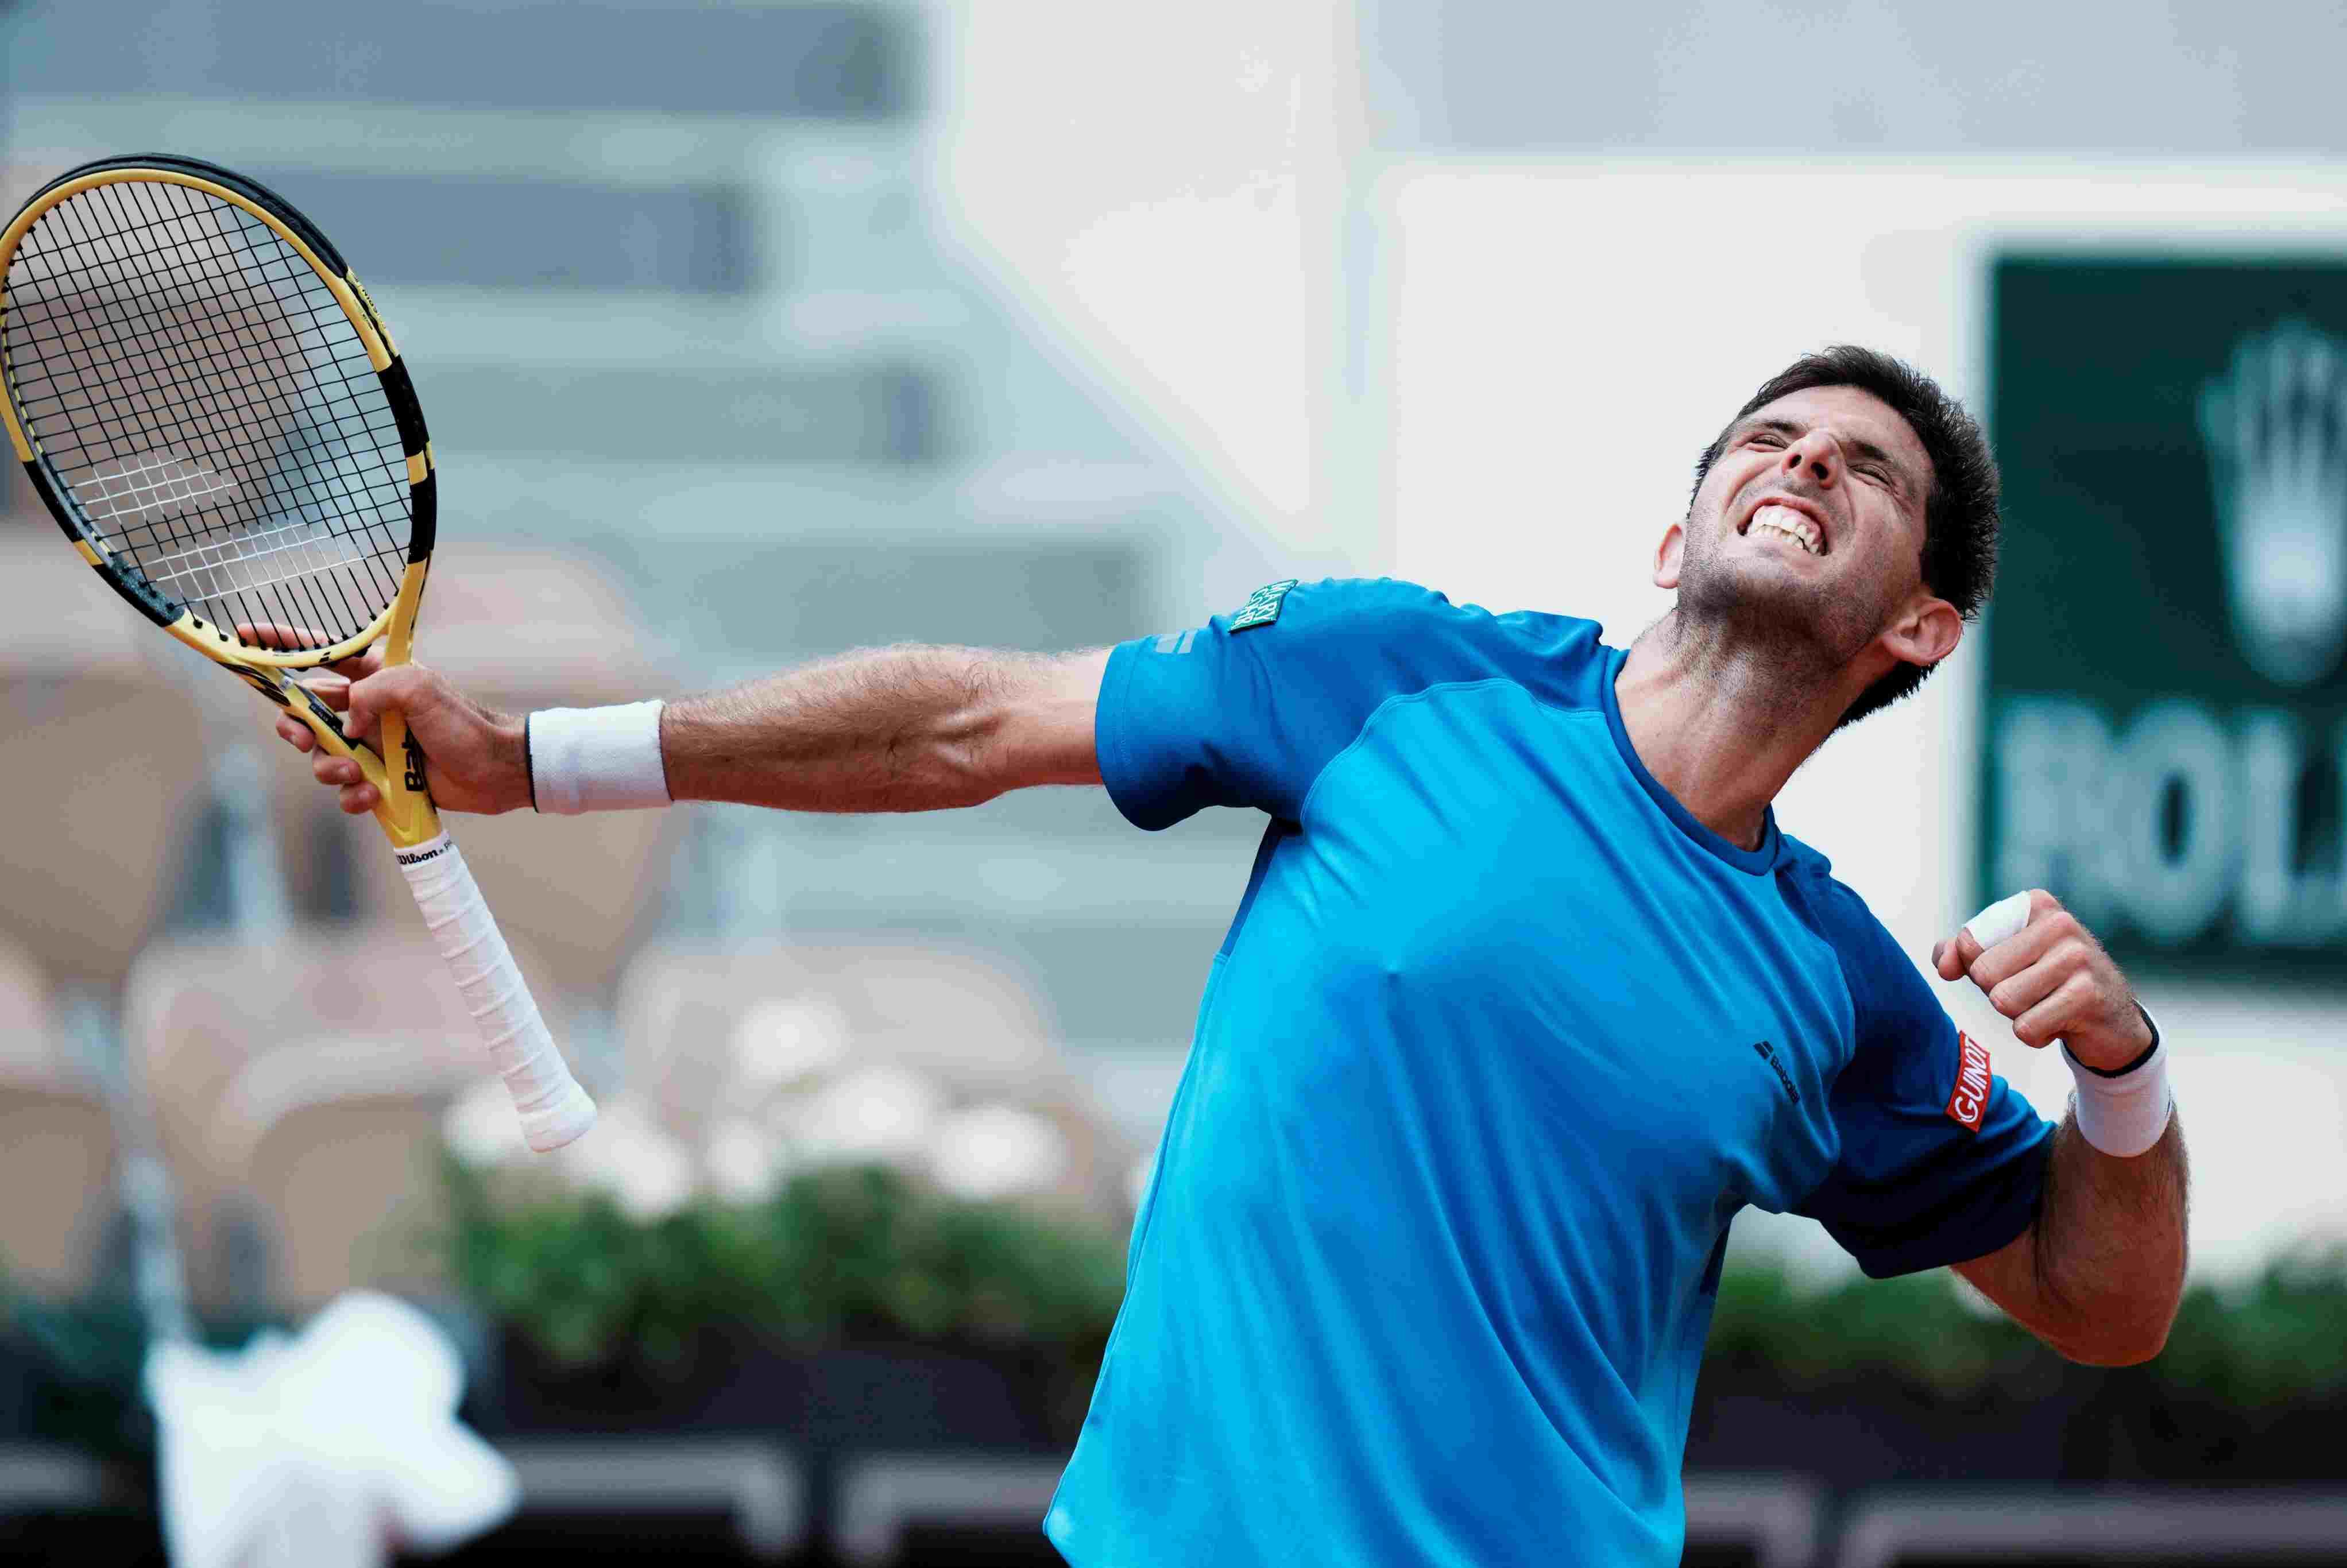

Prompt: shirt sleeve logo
xmin=1229 ymin=579 xmax=1298 ymax=632
xmin=1945 ymin=1032 xmax=1992 ymax=1133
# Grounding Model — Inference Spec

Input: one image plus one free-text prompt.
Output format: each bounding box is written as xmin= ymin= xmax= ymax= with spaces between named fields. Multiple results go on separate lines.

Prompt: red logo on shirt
xmin=1945 ymin=1032 xmax=1992 ymax=1133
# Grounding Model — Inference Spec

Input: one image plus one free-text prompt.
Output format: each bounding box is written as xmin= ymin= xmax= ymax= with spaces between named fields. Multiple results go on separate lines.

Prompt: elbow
xmin=887 ymin=664 xmax=1014 ymax=810
xmin=900 ymin=733 xmax=1008 ymax=810
xmin=930 ymin=702 xmax=1020 ymax=807
xmin=2059 ymin=1331 xmax=2168 ymax=1369
xmin=2048 ymin=1307 xmax=2176 ymax=1368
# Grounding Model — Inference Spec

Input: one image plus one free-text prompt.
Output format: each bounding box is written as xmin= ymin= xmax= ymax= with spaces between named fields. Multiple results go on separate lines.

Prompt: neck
xmin=1614 ymin=609 xmax=1861 ymax=852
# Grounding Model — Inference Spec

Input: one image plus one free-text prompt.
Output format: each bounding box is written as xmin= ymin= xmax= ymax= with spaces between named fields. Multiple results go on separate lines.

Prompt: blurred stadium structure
xmin=6 ymin=2 xmax=2347 ymax=1565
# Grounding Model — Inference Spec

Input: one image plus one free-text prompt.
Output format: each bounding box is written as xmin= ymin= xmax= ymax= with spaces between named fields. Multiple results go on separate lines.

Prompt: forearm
xmin=658 ymin=644 xmax=1095 ymax=813
xmin=2025 ymin=1110 xmax=2189 ymax=1365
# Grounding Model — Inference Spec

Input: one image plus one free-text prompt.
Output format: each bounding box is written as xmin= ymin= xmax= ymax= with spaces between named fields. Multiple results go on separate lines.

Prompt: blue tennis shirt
xmin=1047 ymin=579 xmax=2052 ymax=1567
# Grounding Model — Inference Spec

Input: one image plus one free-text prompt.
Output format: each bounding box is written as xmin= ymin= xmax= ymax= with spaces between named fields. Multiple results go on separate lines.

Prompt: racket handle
xmin=394 ymin=831 xmax=597 ymax=1151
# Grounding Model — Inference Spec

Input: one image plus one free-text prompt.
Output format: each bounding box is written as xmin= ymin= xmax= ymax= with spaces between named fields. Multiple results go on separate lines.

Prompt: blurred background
xmin=5 ymin=1 xmax=2347 ymax=1564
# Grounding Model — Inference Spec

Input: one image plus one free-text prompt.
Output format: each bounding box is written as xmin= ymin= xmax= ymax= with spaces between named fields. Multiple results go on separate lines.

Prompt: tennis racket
xmin=0 ymin=154 xmax=596 ymax=1151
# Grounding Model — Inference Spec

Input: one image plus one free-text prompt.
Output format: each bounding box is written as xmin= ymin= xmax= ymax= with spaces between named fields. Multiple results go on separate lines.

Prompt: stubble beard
xmin=1675 ymin=516 xmax=1884 ymax=714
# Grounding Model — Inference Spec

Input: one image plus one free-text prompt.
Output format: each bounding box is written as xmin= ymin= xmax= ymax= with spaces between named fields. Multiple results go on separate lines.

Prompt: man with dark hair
xmin=1685 ymin=344 xmax=2003 ymax=729
xmin=278 ymin=346 xmax=2187 ymax=1568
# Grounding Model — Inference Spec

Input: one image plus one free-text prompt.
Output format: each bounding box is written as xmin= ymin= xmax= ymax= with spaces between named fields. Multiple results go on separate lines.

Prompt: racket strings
xmin=6 ymin=210 xmax=399 ymax=649
xmin=72 ymin=180 xmax=403 ymax=642
xmin=2 ymin=177 xmax=413 ymax=649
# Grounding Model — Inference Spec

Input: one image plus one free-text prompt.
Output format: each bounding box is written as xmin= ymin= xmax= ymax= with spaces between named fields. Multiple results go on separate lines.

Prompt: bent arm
xmin=1953 ymin=1111 xmax=2188 ymax=1366
xmin=662 ymin=644 xmax=1109 ymax=812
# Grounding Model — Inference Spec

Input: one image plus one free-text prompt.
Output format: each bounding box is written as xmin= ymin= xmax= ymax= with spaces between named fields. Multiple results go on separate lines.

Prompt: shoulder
xmin=1246 ymin=578 xmax=1613 ymax=705
xmin=1773 ymin=847 xmax=1943 ymax=1054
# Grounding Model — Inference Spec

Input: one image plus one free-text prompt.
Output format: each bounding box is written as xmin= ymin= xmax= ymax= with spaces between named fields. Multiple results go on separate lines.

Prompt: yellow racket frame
xmin=0 ymin=162 xmax=442 ymax=846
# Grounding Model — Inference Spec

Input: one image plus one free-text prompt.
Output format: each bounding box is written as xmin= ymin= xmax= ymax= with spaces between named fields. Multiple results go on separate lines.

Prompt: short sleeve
xmin=1095 ymin=578 xmax=1580 ymax=830
xmin=1789 ymin=882 xmax=2056 ymax=1279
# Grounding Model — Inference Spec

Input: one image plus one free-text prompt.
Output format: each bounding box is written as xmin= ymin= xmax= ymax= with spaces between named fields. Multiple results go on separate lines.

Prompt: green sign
xmin=1985 ymin=257 xmax=2347 ymax=979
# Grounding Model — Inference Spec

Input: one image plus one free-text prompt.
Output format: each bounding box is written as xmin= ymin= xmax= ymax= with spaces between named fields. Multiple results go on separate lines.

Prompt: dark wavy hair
xmin=1689 ymin=346 xmax=2001 ymax=730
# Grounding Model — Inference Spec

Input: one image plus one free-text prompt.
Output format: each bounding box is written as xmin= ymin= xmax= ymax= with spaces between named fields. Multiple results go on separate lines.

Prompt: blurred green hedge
xmin=1705 ymin=1247 xmax=2347 ymax=1408
xmin=9 ymin=1174 xmax=2347 ymax=1469
xmin=454 ymin=1158 xmax=2347 ymax=1413
xmin=443 ymin=1159 xmax=1130 ymax=1370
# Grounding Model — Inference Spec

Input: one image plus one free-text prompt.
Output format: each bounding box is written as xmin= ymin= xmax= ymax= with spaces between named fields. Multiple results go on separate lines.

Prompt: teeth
xmin=1750 ymin=504 xmax=1820 ymax=556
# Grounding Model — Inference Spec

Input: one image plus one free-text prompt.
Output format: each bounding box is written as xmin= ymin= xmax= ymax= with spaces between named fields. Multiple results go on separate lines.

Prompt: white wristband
xmin=528 ymin=700 xmax=670 ymax=815
xmin=2063 ymin=1005 xmax=2173 ymax=1157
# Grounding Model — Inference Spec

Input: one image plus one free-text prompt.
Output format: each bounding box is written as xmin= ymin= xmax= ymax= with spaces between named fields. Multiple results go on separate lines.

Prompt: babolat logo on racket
xmin=1230 ymin=579 xmax=1298 ymax=632
xmin=402 ymin=735 xmax=428 ymax=792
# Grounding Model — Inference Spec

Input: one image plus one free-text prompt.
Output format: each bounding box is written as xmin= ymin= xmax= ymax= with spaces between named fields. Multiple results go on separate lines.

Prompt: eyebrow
xmin=1734 ymin=416 xmax=1920 ymax=501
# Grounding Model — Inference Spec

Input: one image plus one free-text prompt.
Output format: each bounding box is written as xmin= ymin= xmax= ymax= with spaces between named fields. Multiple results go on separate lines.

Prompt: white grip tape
xmin=395 ymin=831 xmax=596 ymax=1151
xmin=1963 ymin=891 xmax=2033 ymax=949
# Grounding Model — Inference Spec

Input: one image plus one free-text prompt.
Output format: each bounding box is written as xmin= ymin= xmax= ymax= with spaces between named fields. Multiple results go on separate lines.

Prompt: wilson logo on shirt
xmin=1751 ymin=1040 xmax=1800 ymax=1104
xmin=1945 ymin=1032 xmax=1992 ymax=1133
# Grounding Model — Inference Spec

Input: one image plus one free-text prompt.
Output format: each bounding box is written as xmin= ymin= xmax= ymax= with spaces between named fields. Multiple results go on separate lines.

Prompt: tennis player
xmin=277 ymin=346 xmax=2187 ymax=1566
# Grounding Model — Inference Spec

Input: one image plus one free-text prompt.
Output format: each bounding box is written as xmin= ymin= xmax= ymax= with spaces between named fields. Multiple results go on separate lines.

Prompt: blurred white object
xmin=558 ymin=1100 xmax=696 ymax=1222
xmin=729 ymin=995 xmax=853 ymax=1089
xmin=793 ymin=1065 xmax=944 ymax=1166
xmin=440 ymin=1078 xmax=531 ymax=1170
xmin=929 ymin=1102 xmax=1071 ymax=1201
xmin=704 ymin=1116 xmax=788 ymax=1204
xmin=1124 ymin=1151 xmax=1156 ymax=1212
xmin=146 ymin=1291 xmax=517 ymax=1568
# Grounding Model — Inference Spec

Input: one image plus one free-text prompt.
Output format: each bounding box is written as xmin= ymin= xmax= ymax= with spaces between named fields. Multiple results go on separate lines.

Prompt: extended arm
xmin=272 ymin=638 xmax=1110 ymax=818
xmin=661 ymin=645 xmax=1108 ymax=811
xmin=1934 ymin=889 xmax=2188 ymax=1365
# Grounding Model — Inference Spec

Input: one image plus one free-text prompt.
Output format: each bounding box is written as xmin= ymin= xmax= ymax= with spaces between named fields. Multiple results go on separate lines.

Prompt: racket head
xmin=0 ymin=154 xmax=435 ymax=669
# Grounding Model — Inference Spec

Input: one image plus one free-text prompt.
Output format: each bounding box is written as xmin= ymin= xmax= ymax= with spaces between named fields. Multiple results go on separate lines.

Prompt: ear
xmin=1653 ymin=521 xmax=1687 ymax=591
xmin=1880 ymin=592 xmax=1963 ymax=671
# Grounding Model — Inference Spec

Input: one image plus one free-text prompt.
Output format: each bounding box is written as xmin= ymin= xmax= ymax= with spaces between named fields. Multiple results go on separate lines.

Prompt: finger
xmin=328 ymin=644 xmax=386 ymax=682
xmin=1967 ymin=913 xmax=2067 ymax=993
xmin=1986 ymin=939 xmax=2084 ymax=1021
xmin=1938 ymin=889 xmax=2043 ymax=984
xmin=235 ymin=622 xmax=386 ymax=682
xmin=276 ymin=715 xmax=315 ymax=753
xmin=312 ymin=750 xmax=364 ymax=788
xmin=237 ymin=621 xmax=331 ymax=653
xmin=343 ymin=664 xmax=429 ymax=748
xmin=342 ymin=669 xmax=399 ymax=744
xmin=301 ymin=675 xmax=352 ymax=713
xmin=2012 ymin=970 xmax=2098 ymax=1050
xmin=1965 ymin=891 xmax=2035 ymax=950
xmin=339 ymin=780 xmax=380 ymax=815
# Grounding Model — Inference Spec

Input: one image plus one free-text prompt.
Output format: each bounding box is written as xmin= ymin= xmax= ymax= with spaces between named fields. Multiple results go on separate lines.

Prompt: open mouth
xmin=1738 ymin=500 xmax=1828 ymax=557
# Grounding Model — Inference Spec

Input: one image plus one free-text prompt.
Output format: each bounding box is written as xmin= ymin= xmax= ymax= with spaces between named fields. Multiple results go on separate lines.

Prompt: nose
xmin=1780 ymin=429 xmax=1842 ymax=488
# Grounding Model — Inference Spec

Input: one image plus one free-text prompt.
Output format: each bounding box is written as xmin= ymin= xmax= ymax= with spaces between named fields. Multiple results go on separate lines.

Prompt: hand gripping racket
xmin=0 ymin=154 xmax=596 ymax=1151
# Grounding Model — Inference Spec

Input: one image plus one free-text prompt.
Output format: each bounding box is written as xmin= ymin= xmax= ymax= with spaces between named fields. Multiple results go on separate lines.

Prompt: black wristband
xmin=523 ymin=712 xmax=539 ymax=812
xmin=2074 ymin=1002 xmax=2160 ymax=1078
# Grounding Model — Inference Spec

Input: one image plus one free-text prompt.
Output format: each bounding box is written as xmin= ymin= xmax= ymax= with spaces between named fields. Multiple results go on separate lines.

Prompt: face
xmin=1660 ymin=384 xmax=1950 ymax=675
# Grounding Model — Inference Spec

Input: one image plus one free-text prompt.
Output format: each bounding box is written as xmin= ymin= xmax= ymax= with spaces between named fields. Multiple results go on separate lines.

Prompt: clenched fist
xmin=1931 ymin=889 xmax=2153 ymax=1073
